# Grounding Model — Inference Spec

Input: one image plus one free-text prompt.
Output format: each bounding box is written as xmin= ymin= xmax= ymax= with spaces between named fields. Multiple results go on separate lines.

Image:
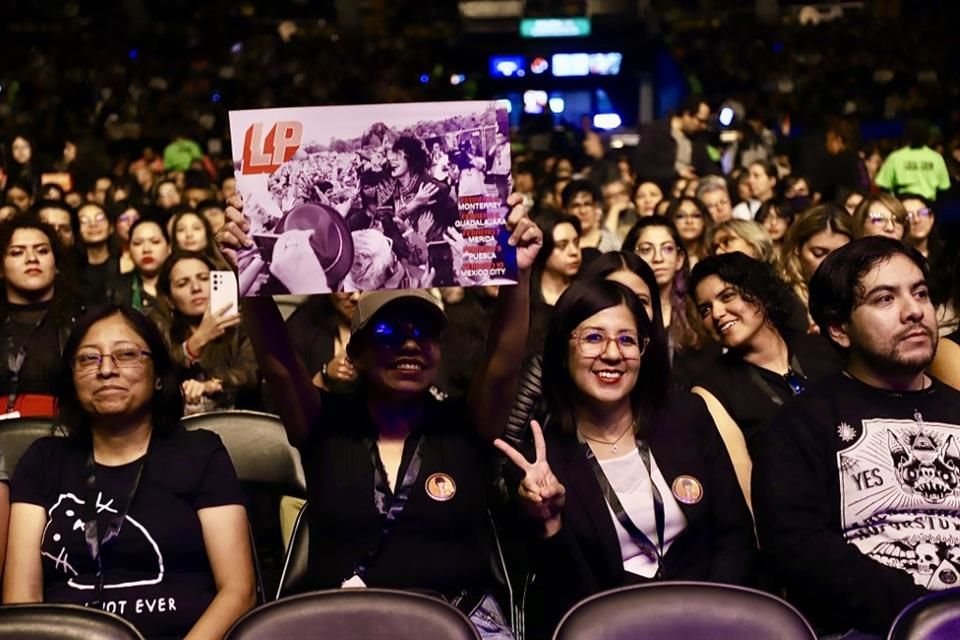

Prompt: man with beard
xmin=753 ymin=237 xmax=960 ymax=639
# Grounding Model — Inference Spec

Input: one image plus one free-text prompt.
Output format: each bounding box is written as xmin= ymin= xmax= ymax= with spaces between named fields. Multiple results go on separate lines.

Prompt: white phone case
xmin=210 ymin=270 xmax=239 ymax=315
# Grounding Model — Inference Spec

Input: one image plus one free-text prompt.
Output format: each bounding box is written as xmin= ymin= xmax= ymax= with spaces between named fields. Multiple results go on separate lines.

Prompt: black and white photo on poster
xmin=228 ymin=101 xmax=515 ymax=296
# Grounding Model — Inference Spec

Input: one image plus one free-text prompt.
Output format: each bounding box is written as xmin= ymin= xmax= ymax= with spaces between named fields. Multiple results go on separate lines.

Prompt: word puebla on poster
xmin=228 ymin=100 xmax=516 ymax=296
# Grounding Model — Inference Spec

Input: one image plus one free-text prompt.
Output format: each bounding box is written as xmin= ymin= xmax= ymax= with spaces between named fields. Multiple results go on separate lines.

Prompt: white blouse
xmin=597 ymin=449 xmax=688 ymax=577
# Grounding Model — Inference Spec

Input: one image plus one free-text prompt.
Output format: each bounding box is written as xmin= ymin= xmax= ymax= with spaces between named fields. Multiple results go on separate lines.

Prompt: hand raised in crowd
xmin=182 ymin=378 xmax=222 ymax=404
xmin=218 ymin=195 xmax=253 ymax=270
xmin=270 ymin=228 xmax=330 ymax=294
xmin=188 ymin=303 xmax=241 ymax=355
xmin=495 ymin=420 xmax=566 ymax=538
xmin=313 ymin=353 xmax=357 ymax=389
xmin=410 ymin=182 xmax=440 ymax=210
xmin=416 ymin=211 xmax=435 ymax=237
xmin=504 ymin=192 xmax=543 ymax=272
xmin=444 ymin=226 xmax=465 ymax=274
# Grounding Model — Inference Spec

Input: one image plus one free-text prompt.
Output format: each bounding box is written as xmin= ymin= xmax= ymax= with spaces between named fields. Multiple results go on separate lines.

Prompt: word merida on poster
xmin=228 ymin=100 xmax=516 ymax=296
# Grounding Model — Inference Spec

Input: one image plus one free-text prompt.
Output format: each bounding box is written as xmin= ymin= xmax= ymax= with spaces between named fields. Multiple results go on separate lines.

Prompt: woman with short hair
xmin=3 ymin=304 xmax=255 ymax=639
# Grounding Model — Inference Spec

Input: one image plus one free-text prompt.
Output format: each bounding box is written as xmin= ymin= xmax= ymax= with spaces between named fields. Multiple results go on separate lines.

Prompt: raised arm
xmin=469 ymin=195 xmax=542 ymax=441
xmin=217 ymin=197 xmax=322 ymax=447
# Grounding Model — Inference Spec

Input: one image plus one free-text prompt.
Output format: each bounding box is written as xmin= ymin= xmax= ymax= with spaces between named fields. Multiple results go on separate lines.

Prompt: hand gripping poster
xmin=228 ymin=101 xmax=516 ymax=296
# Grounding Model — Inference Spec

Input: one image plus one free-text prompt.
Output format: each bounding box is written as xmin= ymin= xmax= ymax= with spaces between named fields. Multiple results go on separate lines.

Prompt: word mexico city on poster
xmin=229 ymin=101 xmax=517 ymax=296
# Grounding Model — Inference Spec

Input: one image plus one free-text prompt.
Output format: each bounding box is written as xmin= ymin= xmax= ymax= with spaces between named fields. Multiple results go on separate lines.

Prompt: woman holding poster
xmin=217 ymin=193 xmax=541 ymax=639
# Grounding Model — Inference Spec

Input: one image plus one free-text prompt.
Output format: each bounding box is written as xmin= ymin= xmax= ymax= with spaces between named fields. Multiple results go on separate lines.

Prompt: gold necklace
xmin=580 ymin=419 xmax=636 ymax=454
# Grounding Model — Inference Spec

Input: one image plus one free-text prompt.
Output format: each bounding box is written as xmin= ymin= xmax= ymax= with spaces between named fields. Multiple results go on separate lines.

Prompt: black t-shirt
xmin=753 ymin=373 xmax=960 ymax=634
xmin=0 ymin=301 xmax=65 ymax=398
xmin=299 ymin=389 xmax=494 ymax=596
xmin=693 ymin=331 xmax=842 ymax=448
xmin=11 ymin=428 xmax=244 ymax=640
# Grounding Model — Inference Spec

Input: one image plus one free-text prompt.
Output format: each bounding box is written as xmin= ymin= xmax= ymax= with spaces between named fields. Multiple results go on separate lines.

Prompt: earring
xmin=155 ymin=379 xmax=163 ymax=390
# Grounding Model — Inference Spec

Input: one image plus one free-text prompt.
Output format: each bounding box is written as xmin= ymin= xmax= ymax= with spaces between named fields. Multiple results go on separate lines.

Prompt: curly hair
xmin=689 ymin=252 xmax=795 ymax=335
xmin=392 ymin=135 xmax=429 ymax=177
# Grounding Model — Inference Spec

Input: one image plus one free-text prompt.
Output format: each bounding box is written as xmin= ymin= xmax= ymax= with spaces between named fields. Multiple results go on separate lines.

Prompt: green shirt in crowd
xmin=874 ymin=145 xmax=950 ymax=200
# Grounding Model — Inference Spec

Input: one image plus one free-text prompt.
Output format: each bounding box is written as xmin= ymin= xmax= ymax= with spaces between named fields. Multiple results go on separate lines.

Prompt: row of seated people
xmin=0 ymin=195 xmax=956 ymax=640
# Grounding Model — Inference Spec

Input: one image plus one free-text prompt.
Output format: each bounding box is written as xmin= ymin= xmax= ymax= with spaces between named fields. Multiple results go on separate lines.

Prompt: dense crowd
xmin=1 ymin=5 xmax=960 ymax=640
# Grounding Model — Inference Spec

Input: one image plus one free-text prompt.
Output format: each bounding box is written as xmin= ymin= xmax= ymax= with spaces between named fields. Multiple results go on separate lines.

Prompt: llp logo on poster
xmin=241 ymin=122 xmax=303 ymax=175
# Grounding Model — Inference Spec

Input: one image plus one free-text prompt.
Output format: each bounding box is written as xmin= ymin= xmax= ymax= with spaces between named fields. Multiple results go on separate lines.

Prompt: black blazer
xmin=521 ymin=394 xmax=758 ymax=636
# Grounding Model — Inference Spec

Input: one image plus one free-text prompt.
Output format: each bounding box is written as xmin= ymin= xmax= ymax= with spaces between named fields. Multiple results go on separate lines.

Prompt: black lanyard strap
xmin=748 ymin=353 xmax=807 ymax=407
xmin=5 ymin=312 xmax=45 ymax=412
xmin=584 ymin=438 xmax=665 ymax=578
xmin=83 ymin=446 xmax=148 ymax=607
xmin=352 ymin=434 xmax=426 ymax=581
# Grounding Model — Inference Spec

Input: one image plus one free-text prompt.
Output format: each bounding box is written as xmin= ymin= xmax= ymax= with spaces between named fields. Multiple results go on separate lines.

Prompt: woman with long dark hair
xmin=623 ymin=217 xmax=716 ymax=387
xmin=0 ymin=213 xmax=82 ymax=416
xmin=496 ymin=279 xmax=756 ymax=637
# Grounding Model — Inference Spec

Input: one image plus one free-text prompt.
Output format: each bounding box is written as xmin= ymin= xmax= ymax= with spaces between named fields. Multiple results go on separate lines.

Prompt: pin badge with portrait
xmin=671 ymin=475 xmax=704 ymax=505
xmin=425 ymin=473 xmax=457 ymax=502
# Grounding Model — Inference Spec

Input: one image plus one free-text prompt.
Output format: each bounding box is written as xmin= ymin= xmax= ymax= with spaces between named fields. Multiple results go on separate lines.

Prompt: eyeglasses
xmin=868 ymin=211 xmax=904 ymax=226
xmin=73 ymin=347 xmax=152 ymax=375
xmin=705 ymin=198 xmax=730 ymax=210
xmin=571 ymin=330 xmax=648 ymax=360
xmin=635 ymin=242 xmax=679 ymax=259
xmin=370 ymin=320 xmax=442 ymax=349
xmin=783 ymin=369 xmax=807 ymax=396
xmin=907 ymin=207 xmax=933 ymax=221
xmin=79 ymin=212 xmax=107 ymax=227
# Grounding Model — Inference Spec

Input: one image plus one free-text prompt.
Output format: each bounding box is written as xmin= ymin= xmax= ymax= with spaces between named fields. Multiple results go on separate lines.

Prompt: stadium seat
xmin=553 ymin=582 xmax=817 ymax=640
xmin=0 ymin=416 xmax=58 ymax=475
xmin=181 ymin=410 xmax=306 ymax=600
xmin=225 ymin=589 xmax=480 ymax=640
xmin=888 ymin=588 xmax=960 ymax=640
xmin=180 ymin=409 xmax=305 ymax=496
xmin=0 ymin=603 xmax=145 ymax=640
xmin=275 ymin=501 xmax=311 ymax=600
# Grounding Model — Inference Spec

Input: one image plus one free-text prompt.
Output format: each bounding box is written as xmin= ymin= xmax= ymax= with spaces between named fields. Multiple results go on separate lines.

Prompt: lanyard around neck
xmin=83 ymin=443 xmax=149 ymax=607
xmin=584 ymin=439 xmax=665 ymax=578
xmin=351 ymin=434 xmax=426 ymax=581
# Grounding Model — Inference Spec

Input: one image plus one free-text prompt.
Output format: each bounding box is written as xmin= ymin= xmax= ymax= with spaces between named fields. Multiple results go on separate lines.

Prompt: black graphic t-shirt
xmin=11 ymin=428 xmax=244 ymax=640
xmin=753 ymin=372 xmax=960 ymax=634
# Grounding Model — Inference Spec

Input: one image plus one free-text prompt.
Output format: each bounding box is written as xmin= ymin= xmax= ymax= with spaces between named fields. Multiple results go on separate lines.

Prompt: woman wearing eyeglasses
xmin=77 ymin=202 xmax=121 ymax=306
xmin=4 ymin=305 xmax=255 ymax=639
xmin=622 ymin=218 xmax=717 ymax=388
xmin=899 ymin=194 xmax=939 ymax=260
xmin=495 ymin=278 xmax=757 ymax=638
xmin=689 ymin=253 xmax=842 ymax=505
xmin=667 ymin=196 xmax=713 ymax=269
xmin=217 ymin=194 xmax=542 ymax=639
xmin=852 ymin=193 xmax=907 ymax=241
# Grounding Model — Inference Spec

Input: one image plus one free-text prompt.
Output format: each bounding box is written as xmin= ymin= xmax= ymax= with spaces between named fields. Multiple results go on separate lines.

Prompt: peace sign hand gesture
xmin=494 ymin=420 xmax=566 ymax=538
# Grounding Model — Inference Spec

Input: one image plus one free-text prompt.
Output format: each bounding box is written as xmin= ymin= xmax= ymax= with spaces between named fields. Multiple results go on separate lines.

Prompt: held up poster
xmin=228 ymin=101 xmax=516 ymax=296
